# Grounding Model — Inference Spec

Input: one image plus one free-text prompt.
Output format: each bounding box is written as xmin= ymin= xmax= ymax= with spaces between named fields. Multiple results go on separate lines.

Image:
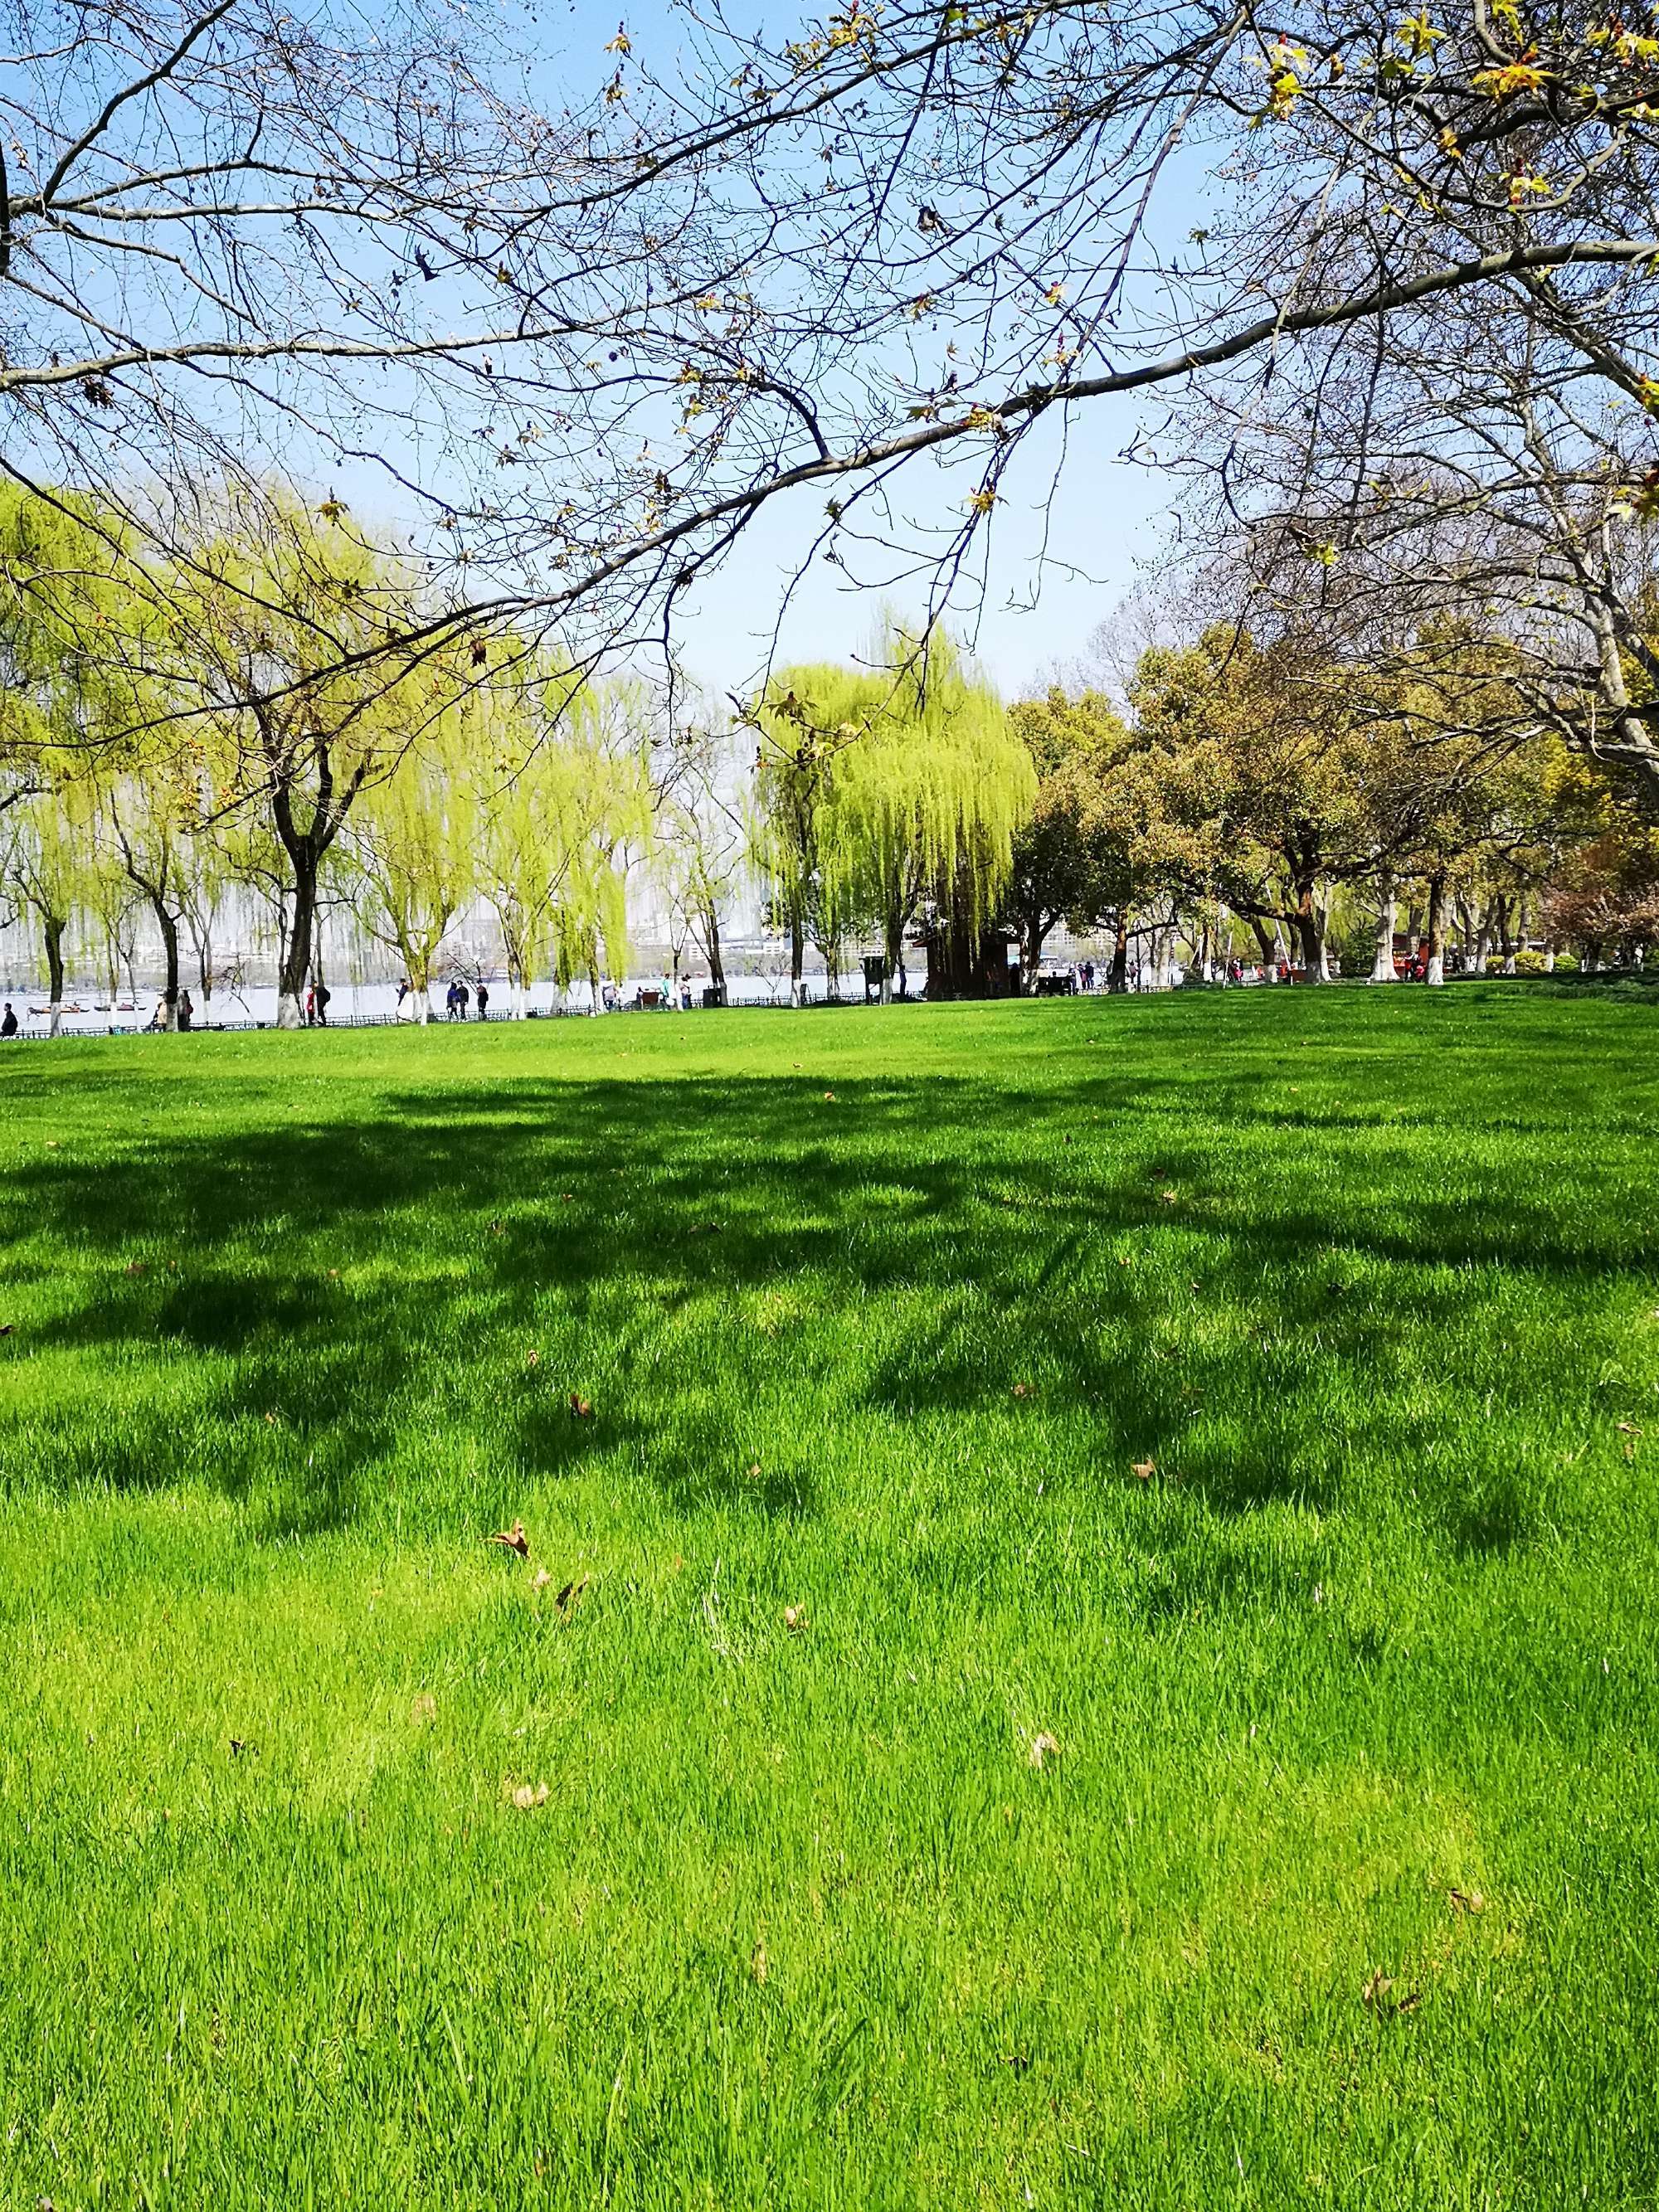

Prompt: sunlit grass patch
xmin=0 ymin=984 xmax=1655 ymax=2207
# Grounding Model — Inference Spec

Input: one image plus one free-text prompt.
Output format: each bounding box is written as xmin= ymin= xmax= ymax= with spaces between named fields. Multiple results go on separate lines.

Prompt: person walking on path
xmin=476 ymin=984 xmax=489 ymax=1020
xmin=1 ymin=1003 xmax=17 ymax=1038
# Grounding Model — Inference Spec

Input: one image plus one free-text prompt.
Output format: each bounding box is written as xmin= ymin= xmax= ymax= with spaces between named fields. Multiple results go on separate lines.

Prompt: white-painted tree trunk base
xmin=276 ymin=993 xmax=303 ymax=1029
xmin=1370 ymin=892 xmax=1397 ymax=981
xmin=1426 ymin=955 xmax=1445 ymax=987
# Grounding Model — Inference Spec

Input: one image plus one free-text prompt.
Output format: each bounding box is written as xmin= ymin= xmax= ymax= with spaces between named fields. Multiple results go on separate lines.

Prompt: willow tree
xmin=0 ymin=486 xmax=154 ymax=1020
xmin=2 ymin=781 xmax=100 ymax=1028
xmin=471 ymin=668 xmax=653 ymax=1016
xmin=167 ymin=495 xmax=442 ymax=1027
xmin=755 ymin=629 xmax=1034 ymax=1004
xmin=345 ymin=688 xmax=480 ymax=1025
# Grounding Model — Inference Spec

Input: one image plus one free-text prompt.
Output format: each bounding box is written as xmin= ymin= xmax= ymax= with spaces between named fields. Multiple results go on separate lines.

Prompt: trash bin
xmin=702 ymin=985 xmax=727 ymax=1009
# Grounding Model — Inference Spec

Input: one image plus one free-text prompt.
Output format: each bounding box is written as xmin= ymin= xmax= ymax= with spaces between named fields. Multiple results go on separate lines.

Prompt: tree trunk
xmin=1248 ymin=916 xmax=1274 ymax=975
xmin=1370 ymin=873 xmax=1397 ymax=983
xmin=152 ymin=898 xmax=181 ymax=1031
xmin=790 ymin=909 xmax=805 ymax=1008
xmin=1108 ymin=912 xmax=1130 ymax=993
xmin=276 ymin=855 xmax=316 ymax=1028
xmin=1425 ymin=870 xmax=1447 ymax=987
xmin=1295 ymin=885 xmax=1327 ymax=983
xmin=1019 ymin=907 xmax=1050 ymax=994
xmin=1151 ymin=923 xmax=1173 ymax=991
xmin=44 ymin=914 xmax=66 ymax=1037
xmin=702 ymin=902 xmax=727 ymax=996
xmin=1500 ymin=895 xmax=1520 ymax=975
xmin=1542 ymin=939 xmax=1556 ymax=975
xmin=1471 ymin=903 xmax=1491 ymax=975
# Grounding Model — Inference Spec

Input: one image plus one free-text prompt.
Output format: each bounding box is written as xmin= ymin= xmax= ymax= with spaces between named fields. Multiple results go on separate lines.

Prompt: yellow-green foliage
xmin=348 ymin=690 xmax=481 ymax=992
xmin=754 ymin=621 xmax=1034 ymax=962
xmin=471 ymin=661 xmax=654 ymax=992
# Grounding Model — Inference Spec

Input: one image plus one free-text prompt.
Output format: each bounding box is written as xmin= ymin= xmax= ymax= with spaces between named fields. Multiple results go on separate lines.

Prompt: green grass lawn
xmin=1 ymin=985 xmax=1656 ymax=2210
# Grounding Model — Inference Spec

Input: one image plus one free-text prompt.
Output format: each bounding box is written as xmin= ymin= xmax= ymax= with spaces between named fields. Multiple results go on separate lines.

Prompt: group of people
xmin=391 ymin=977 xmax=492 ymax=1019
xmin=445 ymin=978 xmax=489 ymax=1019
xmin=598 ymin=975 xmax=696 ymax=1014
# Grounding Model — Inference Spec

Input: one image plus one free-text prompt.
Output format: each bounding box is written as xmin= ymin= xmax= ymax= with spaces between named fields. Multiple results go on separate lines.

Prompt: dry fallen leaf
xmin=509 ymin=1780 xmax=551 ymax=1811
xmin=125 ymin=1260 xmax=148 ymax=1276
xmin=410 ymin=1692 xmax=437 ymax=1725
xmin=569 ymin=1393 xmax=593 ymax=1418
xmin=1028 ymin=1731 xmax=1061 ymax=1770
xmin=486 ymin=1519 xmax=530 ymax=1556
xmin=1012 ymin=1382 xmax=1031 ymax=1399
xmin=1361 ymin=1970 xmax=1393 ymax=2008
xmin=1131 ymin=1458 xmax=1156 ymax=1483
xmin=750 ymin=1938 xmax=769 ymax=1985
xmin=0 ymin=1324 xmax=12 ymax=1337
xmin=1448 ymin=1888 xmax=1485 ymax=1915
xmin=1617 ymin=1422 xmax=1642 ymax=1437
xmin=823 ymin=1090 xmax=836 ymax=1101
xmin=1159 ymin=1189 xmax=1178 ymax=1205
xmin=555 ymin=1574 xmax=590 ymax=1615
xmin=228 ymin=1738 xmax=253 ymax=1757
xmin=530 ymin=1566 xmax=552 ymax=1592
xmin=783 ymin=1603 xmax=807 ymax=1633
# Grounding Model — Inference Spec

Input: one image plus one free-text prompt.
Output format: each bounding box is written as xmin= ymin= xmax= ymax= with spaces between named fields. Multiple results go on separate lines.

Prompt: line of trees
xmin=3 ymin=482 xmax=1655 ymax=1028
xmin=8 ymin=0 xmax=1659 ymax=811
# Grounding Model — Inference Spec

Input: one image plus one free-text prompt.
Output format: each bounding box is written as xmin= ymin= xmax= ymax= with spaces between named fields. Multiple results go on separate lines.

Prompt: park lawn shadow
xmin=0 ymin=1062 xmax=1651 ymax=1539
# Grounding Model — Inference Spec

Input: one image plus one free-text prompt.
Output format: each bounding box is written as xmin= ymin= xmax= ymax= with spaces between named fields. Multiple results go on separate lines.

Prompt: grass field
xmin=1 ymin=984 xmax=1657 ymax=2210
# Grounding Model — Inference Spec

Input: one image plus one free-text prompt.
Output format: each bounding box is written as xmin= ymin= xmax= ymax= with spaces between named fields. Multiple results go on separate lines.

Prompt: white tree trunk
xmin=276 ymin=992 xmax=303 ymax=1028
xmin=1542 ymin=941 xmax=1556 ymax=974
xmin=47 ymin=1003 xmax=62 ymax=1038
xmin=1370 ymin=879 xmax=1397 ymax=983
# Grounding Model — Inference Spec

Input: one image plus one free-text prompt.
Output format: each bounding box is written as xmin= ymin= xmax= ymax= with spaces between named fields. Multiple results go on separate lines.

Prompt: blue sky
xmin=501 ymin=0 xmax=1189 ymax=699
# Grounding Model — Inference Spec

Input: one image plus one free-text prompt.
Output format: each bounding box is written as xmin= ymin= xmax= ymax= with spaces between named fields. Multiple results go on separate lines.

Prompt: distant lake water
xmin=0 ymin=971 xmax=871 ymax=1038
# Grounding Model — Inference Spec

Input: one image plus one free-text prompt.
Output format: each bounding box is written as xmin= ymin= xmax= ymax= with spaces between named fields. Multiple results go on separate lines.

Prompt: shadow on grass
xmin=0 ymin=1068 xmax=1649 ymax=1540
